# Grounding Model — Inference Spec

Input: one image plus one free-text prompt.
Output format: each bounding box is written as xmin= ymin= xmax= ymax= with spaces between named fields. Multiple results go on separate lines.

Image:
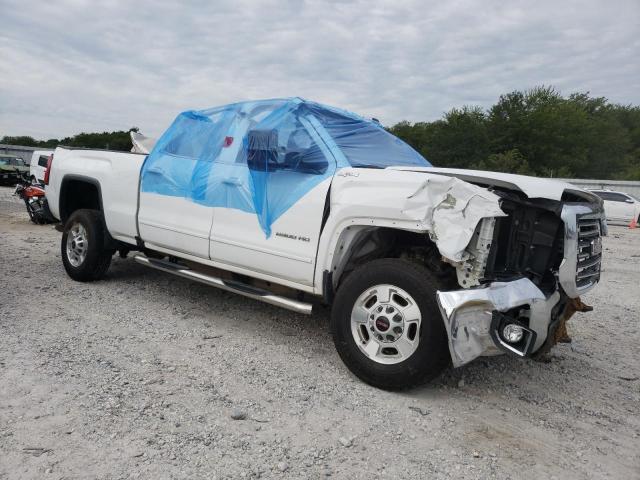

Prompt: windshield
xmin=0 ymin=158 xmax=12 ymax=166
xmin=305 ymin=101 xmax=432 ymax=169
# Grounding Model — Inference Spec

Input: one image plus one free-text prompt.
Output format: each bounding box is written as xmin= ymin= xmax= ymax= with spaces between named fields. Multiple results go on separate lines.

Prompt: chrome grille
xmin=576 ymin=218 xmax=602 ymax=288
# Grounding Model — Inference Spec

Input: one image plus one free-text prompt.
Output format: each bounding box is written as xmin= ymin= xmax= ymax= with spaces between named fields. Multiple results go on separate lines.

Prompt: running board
xmin=133 ymin=255 xmax=313 ymax=315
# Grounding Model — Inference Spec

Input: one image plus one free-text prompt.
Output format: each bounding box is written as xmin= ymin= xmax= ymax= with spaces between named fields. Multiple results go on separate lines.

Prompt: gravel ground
xmin=1 ymin=186 xmax=639 ymax=479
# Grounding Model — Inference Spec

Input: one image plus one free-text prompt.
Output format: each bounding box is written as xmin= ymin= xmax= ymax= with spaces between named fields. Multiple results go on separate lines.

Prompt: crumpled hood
xmin=391 ymin=166 xmax=597 ymax=203
xmin=401 ymin=175 xmax=506 ymax=262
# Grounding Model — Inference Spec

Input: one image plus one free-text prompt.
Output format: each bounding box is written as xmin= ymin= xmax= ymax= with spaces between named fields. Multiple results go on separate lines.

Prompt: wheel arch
xmin=318 ymin=220 xmax=455 ymax=300
xmin=59 ymin=174 xmax=104 ymax=224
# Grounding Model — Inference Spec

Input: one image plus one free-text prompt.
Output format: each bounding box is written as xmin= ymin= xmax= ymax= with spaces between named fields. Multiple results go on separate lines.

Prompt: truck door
xmin=138 ymin=191 xmax=214 ymax=259
xmin=209 ymin=115 xmax=337 ymax=287
xmin=137 ymin=108 xmax=237 ymax=259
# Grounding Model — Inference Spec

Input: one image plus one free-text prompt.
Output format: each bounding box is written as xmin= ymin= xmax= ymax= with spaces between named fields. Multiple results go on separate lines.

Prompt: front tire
xmin=23 ymin=199 xmax=37 ymax=223
xmin=331 ymin=259 xmax=450 ymax=390
xmin=61 ymin=209 xmax=113 ymax=282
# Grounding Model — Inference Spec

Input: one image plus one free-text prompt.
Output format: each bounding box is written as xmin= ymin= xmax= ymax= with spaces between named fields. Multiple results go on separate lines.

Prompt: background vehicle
xmin=13 ymin=173 xmax=56 ymax=224
xmin=44 ymin=98 xmax=606 ymax=389
xmin=0 ymin=154 xmax=29 ymax=185
xmin=590 ymin=189 xmax=640 ymax=224
xmin=29 ymin=150 xmax=54 ymax=183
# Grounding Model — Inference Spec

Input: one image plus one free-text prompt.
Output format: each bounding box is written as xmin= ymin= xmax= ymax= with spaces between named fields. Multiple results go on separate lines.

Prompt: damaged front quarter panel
xmin=401 ymin=177 xmax=563 ymax=367
xmin=401 ymin=175 xmax=506 ymax=264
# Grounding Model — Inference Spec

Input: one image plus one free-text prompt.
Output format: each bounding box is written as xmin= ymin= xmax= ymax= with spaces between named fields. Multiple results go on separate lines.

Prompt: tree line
xmin=1 ymin=128 xmax=138 ymax=152
xmin=389 ymin=86 xmax=640 ymax=180
xmin=3 ymin=86 xmax=639 ymax=180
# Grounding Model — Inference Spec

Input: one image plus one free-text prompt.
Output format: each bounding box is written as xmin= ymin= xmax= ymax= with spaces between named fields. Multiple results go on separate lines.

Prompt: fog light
xmin=502 ymin=324 xmax=524 ymax=343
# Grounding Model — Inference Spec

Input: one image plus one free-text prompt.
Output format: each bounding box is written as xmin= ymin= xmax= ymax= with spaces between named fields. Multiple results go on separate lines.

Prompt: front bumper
xmin=438 ymin=201 xmax=606 ymax=368
xmin=437 ymin=278 xmax=561 ymax=368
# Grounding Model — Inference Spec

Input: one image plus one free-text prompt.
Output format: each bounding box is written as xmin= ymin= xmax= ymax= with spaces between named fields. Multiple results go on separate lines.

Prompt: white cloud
xmin=0 ymin=0 xmax=638 ymax=139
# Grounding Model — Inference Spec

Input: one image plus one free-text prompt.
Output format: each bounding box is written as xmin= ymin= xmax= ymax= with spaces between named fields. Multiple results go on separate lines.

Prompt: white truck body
xmin=44 ymin=99 xmax=606 ymax=388
xmin=48 ymin=148 xmax=596 ymax=293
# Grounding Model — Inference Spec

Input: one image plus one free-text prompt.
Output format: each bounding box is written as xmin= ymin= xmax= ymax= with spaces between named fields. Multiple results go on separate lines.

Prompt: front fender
xmin=314 ymin=169 xmax=506 ymax=293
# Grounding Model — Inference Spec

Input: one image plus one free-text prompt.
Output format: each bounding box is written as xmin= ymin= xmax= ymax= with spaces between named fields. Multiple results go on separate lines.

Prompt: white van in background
xmin=590 ymin=189 xmax=640 ymax=225
xmin=29 ymin=150 xmax=54 ymax=182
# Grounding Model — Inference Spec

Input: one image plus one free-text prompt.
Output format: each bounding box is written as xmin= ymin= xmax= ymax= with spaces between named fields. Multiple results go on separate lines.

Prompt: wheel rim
xmin=66 ymin=222 xmax=88 ymax=267
xmin=350 ymin=284 xmax=422 ymax=365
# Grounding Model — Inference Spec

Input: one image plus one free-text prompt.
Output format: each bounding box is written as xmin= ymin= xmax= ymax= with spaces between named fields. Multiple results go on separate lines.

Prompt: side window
xmin=596 ymin=192 xmax=626 ymax=202
xmin=163 ymin=110 xmax=234 ymax=161
xmin=281 ymin=126 xmax=328 ymax=175
xmin=243 ymin=121 xmax=329 ymax=175
xmin=607 ymin=192 xmax=629 ymax=202
xmin=38 ymin=156 xmax=49 ymax=167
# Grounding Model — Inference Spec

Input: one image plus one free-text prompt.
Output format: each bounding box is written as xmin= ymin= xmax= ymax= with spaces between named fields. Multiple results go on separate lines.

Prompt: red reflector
xmin=223 ymin=136 xmax=233 ymax=147
xmin=44 ymin=154 xmax=53 ymax=185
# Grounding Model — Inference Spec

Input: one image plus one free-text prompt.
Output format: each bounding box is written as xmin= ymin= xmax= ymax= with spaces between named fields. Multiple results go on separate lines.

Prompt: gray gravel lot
xmin=1 ymin=186 xmax=639 ymax=479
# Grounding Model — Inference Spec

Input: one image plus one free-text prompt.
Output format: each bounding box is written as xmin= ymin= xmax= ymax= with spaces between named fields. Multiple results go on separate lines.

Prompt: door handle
xmin=222 ymin=177 xmax=242 ymax=186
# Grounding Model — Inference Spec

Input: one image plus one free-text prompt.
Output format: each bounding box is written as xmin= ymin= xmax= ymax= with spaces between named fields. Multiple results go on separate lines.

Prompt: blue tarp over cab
xmin=141 ymin=97 xmax=431 ymax=236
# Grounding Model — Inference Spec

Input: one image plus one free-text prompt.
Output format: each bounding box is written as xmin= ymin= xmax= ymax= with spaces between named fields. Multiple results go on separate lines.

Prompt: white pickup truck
xmin=45 ymin=98 xmax=606 ymax=389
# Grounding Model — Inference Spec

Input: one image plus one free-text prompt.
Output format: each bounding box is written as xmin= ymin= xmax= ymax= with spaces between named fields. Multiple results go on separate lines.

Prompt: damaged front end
xmin=434 ymin=190 xmax=606 ymax=367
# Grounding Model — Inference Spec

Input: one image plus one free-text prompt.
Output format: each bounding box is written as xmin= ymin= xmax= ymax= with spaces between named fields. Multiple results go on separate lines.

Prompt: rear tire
xmin=331 ymin=259 xmax=450 ymax=390
xmin=23 ymin=200 xmax=37 ymax=223
xmin=61 ymin=209 xmax=113 ymax=282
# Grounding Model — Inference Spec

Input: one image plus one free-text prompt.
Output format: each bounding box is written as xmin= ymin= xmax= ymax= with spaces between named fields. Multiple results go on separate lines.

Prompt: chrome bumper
xmin=437 ymin=278 xmax=560 ymax=368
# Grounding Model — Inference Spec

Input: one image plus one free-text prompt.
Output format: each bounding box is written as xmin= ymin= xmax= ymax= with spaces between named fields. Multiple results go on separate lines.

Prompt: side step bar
xmin=133 ymin=255 xmax=313 ymax=315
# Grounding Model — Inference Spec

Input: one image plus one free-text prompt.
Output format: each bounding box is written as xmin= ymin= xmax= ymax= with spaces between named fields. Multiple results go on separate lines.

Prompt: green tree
xmin=1 ymin=127 xmax=139 ymax=151
xmin=391 ymin=86 xmax=640 ymax=180
xmin=0 ymin=135 xmax=40 ymax=146
xmin=390 ymin=106 xmax=489 ymax=168
xmin=471 ymin=149 xmax=535 ymax=175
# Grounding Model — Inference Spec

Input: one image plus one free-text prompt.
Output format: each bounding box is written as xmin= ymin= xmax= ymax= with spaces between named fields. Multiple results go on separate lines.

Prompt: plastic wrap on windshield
xmin=305 ymin=100 xmax=429 ymax=169
xmin=140 ymin=97 xmax=431 ymax=237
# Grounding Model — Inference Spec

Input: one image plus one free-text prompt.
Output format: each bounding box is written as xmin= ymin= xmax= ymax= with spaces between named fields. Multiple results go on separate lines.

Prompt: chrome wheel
xmin=350 ymin=284 xmax=422 ymax=365
xmin=66 ymin=222 xmax=88 ymax=267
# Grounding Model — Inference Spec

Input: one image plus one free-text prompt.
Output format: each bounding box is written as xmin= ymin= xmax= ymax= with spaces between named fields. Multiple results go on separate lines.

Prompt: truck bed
xmin=46 ymin=147 xmax=146 ymax=245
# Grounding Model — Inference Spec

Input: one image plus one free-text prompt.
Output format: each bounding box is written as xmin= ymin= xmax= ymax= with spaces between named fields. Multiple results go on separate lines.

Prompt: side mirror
xmin=625 ymin=198 xmax=634 ymax=203
xmin=247 ymin=129 xmax=279 ymax=172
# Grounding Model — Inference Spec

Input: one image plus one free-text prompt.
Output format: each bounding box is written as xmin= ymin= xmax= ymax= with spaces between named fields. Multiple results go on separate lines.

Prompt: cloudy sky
xmin=1 ymin=0 xmax=639 ymax=139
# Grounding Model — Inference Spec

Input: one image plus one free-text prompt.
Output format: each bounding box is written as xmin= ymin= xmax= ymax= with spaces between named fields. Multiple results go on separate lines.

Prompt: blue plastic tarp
xmin=141 ymin=97 xmax=431 ymax=237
